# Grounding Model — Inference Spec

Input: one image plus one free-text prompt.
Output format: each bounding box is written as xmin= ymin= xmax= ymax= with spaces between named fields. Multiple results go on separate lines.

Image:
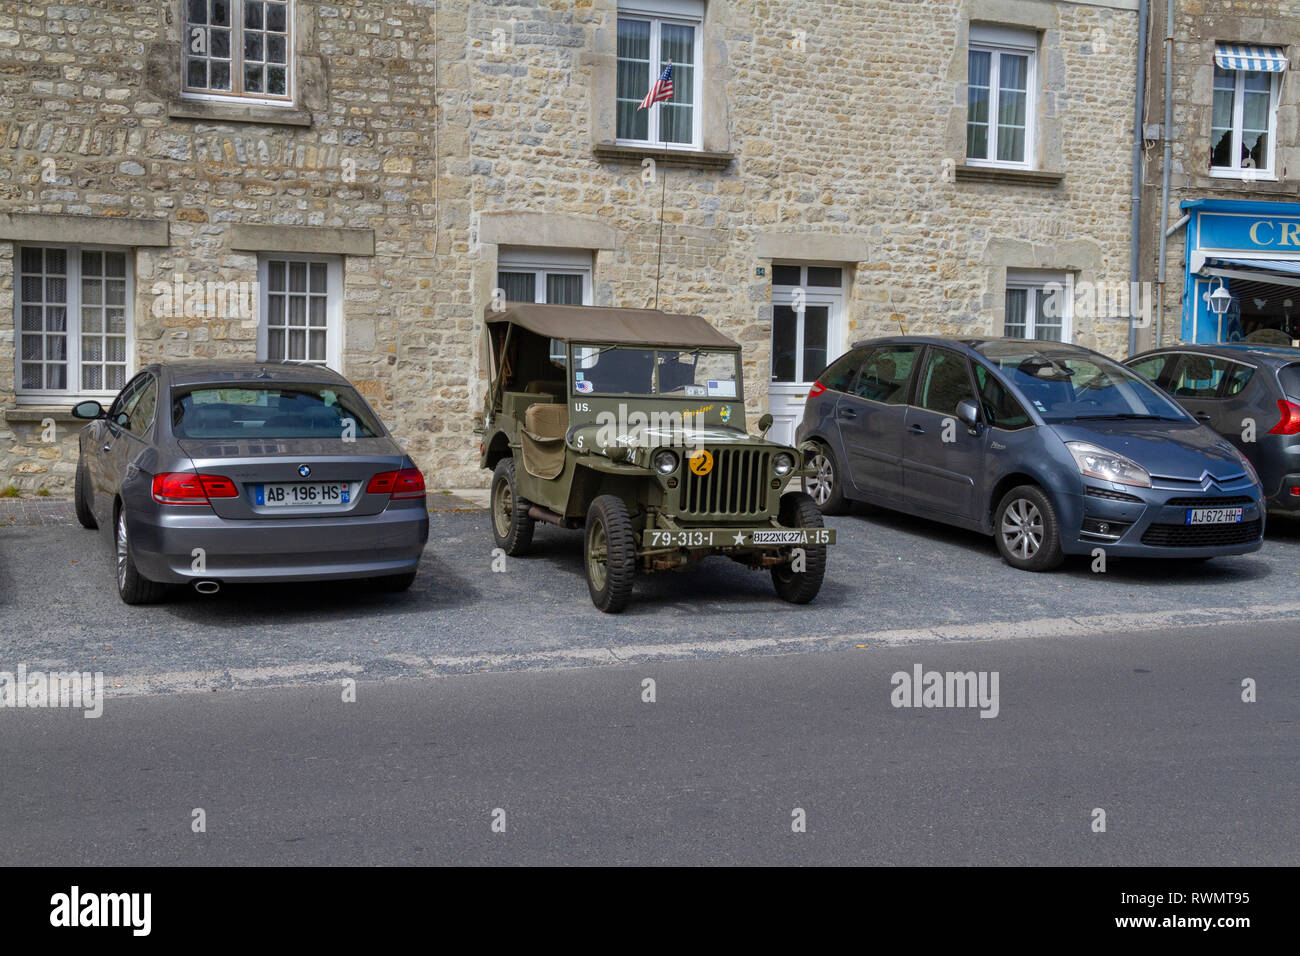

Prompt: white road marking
xmin=96 ymin=602 xmax=1300 ymax=700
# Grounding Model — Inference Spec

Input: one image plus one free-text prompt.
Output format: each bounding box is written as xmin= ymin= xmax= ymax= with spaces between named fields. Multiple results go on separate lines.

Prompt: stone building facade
xmin=1139 ymin=0 xmax=1300 ymax=350
xmin=1 ymin=0 xmax=1143 ymax=494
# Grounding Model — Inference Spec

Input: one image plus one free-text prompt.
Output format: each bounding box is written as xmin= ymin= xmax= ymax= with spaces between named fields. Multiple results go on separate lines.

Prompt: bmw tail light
xmin=1268 ymin=399 xmax=1300 ymax=435
xmin=367 ymin=467 xmax=425 ymax=499
xmin=152 ymin=472 xmax=239 ymax=504
xmin=808 ymin=381 xmax=827 ymax=398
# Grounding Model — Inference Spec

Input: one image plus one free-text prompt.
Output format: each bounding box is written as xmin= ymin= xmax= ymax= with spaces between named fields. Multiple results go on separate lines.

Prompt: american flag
xmin=637 ymin=63 xmax=673 ymax=110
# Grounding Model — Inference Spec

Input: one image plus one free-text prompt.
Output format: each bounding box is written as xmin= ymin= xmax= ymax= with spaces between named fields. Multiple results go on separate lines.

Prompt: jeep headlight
xmin=1065 ymin=441 xmax=1151 ymax=488
xmin=653 ymin=450 xmax=679 ymax=475
xmin=773 ymin=453 xmax=795 ymax=477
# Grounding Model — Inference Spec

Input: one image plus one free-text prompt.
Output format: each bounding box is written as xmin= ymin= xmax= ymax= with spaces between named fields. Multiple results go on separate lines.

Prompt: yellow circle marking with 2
xmin=688 ymin=450 xmax=714 ymax=476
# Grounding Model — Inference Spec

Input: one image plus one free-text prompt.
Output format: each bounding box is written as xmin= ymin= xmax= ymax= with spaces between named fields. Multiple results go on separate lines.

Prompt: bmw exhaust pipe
xmin=193 ymin=580 xmax=221 ymax=595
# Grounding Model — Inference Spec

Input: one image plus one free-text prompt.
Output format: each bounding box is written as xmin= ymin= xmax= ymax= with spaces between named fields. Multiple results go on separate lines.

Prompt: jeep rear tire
xmin=490 ymin=457 xmax=535 ymax=556
xmin=584 ymin=495 xmax=636 ymax=614
xmin=771 ymin=491 xmax=828 ymax=604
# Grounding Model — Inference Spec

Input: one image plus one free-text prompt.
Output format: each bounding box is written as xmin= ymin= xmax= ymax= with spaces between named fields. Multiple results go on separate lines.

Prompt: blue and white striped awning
xmin=1215 ymin=44 xmax=1289 ymax=72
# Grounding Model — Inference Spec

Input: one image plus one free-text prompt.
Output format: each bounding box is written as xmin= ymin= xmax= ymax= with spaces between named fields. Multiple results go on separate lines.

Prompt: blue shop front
xmin=1182 ymin=198 xmax=1300 ymax=346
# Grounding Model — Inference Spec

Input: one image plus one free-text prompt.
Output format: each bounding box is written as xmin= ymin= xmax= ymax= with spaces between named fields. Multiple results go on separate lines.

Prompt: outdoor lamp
xmin=1207 ymin=278 xmax=1234 ymax=316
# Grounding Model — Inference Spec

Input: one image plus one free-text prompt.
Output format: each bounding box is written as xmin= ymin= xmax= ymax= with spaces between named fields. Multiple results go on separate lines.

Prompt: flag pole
xmin=652 ymin=61 xmax=670 ymax=311
xmin=654 ymin=165 xmax=667 ymax=311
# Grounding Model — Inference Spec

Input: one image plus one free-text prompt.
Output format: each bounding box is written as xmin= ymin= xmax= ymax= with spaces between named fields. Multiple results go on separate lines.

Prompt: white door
xmin=769 ymin=265 xmax=846 ymax=446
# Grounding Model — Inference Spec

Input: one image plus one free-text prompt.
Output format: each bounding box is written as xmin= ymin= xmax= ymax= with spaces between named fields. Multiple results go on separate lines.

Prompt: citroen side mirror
xmin=956 ymin=399 xmax=981 ymax=430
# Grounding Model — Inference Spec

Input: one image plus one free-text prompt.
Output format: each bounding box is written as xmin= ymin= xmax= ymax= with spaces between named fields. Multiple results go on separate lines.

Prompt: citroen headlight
xmin=773 ymin=453 xmax=795 ymax=477
xmin=653 ymin=450 xmax=679 ymax=475
xmin=1065 ymin=441 xmax=1151 ymax=488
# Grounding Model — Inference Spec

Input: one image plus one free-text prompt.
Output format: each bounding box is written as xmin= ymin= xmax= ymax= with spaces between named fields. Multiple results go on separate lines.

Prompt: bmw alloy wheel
xmin=115 ymin=511 xmax=129 ymax=591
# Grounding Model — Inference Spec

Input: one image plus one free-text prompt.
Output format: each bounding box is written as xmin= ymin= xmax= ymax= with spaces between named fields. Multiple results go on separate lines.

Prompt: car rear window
xmin=172 ymin=385 xmax=383 ymax=439
xmin=1279 ymin=363 xmax=1300 ymax=400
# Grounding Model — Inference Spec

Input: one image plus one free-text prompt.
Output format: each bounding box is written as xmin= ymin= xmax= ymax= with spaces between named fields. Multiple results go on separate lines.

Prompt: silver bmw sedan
xmin=71 ymin=362 xmax=430 ymax=604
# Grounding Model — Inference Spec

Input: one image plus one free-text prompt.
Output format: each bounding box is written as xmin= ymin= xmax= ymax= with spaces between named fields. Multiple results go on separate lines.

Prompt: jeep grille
xmin=678 ymin=448 xmax=770 ymax=517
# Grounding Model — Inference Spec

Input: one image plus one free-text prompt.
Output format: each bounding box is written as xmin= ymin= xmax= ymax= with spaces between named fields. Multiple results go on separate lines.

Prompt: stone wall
xmin=1 ymin=0 xmax=1141 ymax=493
xmin=1142 ymin=0 xmax=1300 ymax=346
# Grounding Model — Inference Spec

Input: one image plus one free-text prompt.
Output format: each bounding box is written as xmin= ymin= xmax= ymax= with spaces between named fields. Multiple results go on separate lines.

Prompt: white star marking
xmin=733 ymin=531 xmax=746 ymax=545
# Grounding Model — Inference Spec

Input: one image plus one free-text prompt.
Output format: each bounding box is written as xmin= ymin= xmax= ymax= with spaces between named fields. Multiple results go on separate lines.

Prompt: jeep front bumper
xmin=641 ymin=527 xmax=836 ymax=549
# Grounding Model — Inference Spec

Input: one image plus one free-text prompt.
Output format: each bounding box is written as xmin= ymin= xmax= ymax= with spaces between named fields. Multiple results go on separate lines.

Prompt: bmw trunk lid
xmin=176 ymin=436 xmax=413 ymax=519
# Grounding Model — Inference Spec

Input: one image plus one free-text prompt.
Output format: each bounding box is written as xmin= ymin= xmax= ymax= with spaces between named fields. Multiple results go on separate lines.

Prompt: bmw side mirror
xmin=72 ymin=400 xmax=105 ymax=420
xmin=758 ymin=413 xmax=774 ymax=435
xmin=956 ymin=399 xmax=981 ymax=430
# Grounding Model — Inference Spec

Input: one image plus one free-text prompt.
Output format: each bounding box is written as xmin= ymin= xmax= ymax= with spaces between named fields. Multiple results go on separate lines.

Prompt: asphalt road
xmin=2 ymin=502 xmax=1300 ymax=692
xmin=0 ymin=619 xmax=1294 ymax=865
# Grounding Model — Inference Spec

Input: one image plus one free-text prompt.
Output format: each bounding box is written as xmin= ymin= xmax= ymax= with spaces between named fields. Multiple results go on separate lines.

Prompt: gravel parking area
xmin=3 ymin=496 xmax=1298 ymax=697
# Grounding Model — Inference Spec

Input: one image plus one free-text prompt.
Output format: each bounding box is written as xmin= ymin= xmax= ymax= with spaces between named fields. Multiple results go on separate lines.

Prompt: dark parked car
xmin=72 ymin=362 xmax=429 ymax=604
xmin=796 ymin=337 xmax=1265 ymax=571
xmin=1125 ymin=344 xmax=1300 ymax=517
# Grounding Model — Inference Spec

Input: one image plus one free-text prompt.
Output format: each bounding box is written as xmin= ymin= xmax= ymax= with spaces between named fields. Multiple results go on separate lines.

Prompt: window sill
xmin=5 ymin=406 xmax=89 ymax=424
xmin=1191 ymin=174 xmax=1299 ymax=196
xmin=955 ymin=164 xmax=1065 ymax=187
xmin=593 ymin=142 xmax=733 ymax=169
xmin=169 ymin=98 xmax=312 ymax=128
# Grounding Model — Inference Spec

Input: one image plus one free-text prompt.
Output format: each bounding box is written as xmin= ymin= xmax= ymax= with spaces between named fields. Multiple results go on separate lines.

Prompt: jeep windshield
xmin=570 ymin=344 xmax=741 ymax=398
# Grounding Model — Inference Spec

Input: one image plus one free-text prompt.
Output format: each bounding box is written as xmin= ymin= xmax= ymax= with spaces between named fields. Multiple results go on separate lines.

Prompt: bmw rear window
xmin=172 ymin=386 xmax=383 ymax=439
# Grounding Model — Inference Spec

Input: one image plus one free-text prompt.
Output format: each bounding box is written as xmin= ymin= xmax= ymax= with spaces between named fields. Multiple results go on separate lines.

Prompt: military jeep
xmin=477 ymin=303 xmax=836 ymax=613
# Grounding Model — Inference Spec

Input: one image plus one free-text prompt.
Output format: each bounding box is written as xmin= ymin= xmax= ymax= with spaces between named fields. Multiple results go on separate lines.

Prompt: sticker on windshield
xmin=575 ymin=380 xmax=594 ymax=393
xmin=707 ymin=380 xmax=737 ymax=398
xmin=683 ymin=385 xmax=706 ymax=397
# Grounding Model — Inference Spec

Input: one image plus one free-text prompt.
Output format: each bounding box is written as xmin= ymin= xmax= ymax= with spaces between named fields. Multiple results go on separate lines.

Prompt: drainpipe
xmin=1155 ymin=0 xmax=1176 ymax=348
xmin=1128 ymin=0 xmax=1149 ymax=356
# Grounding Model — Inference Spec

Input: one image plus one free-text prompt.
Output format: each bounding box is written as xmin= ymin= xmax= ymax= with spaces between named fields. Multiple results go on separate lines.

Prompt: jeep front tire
xmin=771 ymin=491 xmax=828 ymax=604
xmin=584 ymin=495 xmax=636 ymax=613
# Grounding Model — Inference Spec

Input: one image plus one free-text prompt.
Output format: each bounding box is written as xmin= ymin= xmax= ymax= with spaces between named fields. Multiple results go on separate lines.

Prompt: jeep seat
xmin=521 ymin=402 xmax=568 ymax=480
xmin=525 ymin=380 xmax=565 ymax=398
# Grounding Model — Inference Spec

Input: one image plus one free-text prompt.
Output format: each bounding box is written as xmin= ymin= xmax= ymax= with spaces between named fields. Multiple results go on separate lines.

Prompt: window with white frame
xmin=183 ymin=0 xmax=292 ymax=102
xmin=498 ymin=248 xmax=593 ymax=363
xmin=258 ymin=255 xmax=342 ymax=370
xmin=967 ymin=24 xmax=1037 ymax=168
xmin=616 ymin=0 xmax=703 ymax=149
xmin=1005 ymin=272 xmax=1072 ymax=342
xmin=1210 ymin=45 xmax=1287 ymax=176
xmin=16 ymin=246 xmax=132 ymax=401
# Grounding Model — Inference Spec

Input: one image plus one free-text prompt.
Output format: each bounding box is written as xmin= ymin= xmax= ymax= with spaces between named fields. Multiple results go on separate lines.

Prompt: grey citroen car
xmin=72 ymin=362 xmax=429 ymax=604
xmin=1125 ymin=344 xmax=1300 ymax=517
xmin=796 ymin=337 xmax=1265 ymax=571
